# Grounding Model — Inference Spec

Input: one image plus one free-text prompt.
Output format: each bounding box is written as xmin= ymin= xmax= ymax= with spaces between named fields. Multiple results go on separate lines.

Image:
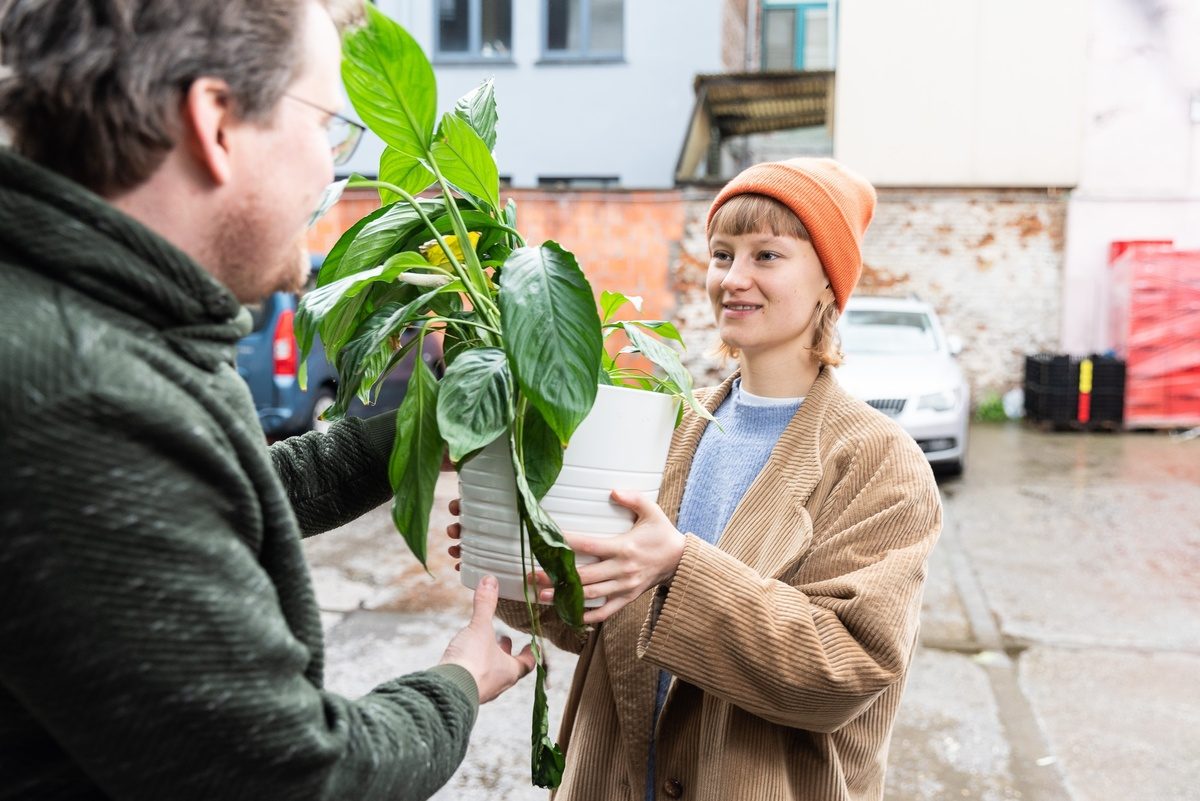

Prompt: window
xmin=537 ymin=175 xmax=620 ymax=189
xmin=840 ymin=311 xmax=939 ymax=354
xmin=435 ymin=0 xmax=512 ymax=60
xmin=761 ymin=2 xmax=833 ymax=71
xmin=543 ymin=0 xmax=623 ymax=60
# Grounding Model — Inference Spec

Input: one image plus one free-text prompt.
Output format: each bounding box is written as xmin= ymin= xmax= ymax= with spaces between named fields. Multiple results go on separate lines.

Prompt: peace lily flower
xmin=420 ymin=231 xmax=480 ymax=267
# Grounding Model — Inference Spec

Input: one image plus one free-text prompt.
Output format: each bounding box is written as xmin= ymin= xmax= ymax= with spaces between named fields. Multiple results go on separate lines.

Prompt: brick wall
xmin=308 ymin=186 xmax=1066 ymax=402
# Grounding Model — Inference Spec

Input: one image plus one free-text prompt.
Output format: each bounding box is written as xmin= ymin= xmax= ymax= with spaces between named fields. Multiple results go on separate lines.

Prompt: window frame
xmin=760 ymin=1 xmax=833 ymax=71
xmin=433 ymin=0 xmax=514 ymax=64
xmin=540 ymin=0 xmax=625 ymax=63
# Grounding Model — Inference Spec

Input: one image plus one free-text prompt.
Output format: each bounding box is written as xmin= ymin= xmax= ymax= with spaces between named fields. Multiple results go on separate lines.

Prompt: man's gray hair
xmin=0 ymin=0 xmax=313 ymax=197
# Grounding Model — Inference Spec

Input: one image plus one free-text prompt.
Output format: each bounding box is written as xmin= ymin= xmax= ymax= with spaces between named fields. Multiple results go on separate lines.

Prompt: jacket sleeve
xmin=269 ymin=412 xmax=396 ymax=537
xmin=637 ymin=432 xmax=942 ymax=733
xmin=0 ymin=392 xmax=476 ymax=801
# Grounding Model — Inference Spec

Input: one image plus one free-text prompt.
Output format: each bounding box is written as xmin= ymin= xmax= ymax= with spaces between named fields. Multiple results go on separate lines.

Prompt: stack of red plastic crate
xmin=1109 ymin=240 xmax=1200 ymax=428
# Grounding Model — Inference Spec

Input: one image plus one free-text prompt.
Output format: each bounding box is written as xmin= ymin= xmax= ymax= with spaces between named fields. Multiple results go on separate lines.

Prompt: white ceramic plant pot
xmin=458 ymin=383 xmax=678 ymax=604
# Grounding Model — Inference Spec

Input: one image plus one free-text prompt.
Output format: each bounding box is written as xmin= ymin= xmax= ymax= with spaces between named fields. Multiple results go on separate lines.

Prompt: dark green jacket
xmin=0 ymin=150 xmax=476 ymax=801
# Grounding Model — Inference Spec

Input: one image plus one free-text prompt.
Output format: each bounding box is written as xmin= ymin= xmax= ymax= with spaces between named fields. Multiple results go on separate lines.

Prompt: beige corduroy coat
xmin=503 ymin=368 xmax=943 ymax=801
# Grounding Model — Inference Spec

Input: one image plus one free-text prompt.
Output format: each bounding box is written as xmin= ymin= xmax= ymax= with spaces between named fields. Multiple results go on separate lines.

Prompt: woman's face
xmin=706 ymin=230 xmax=830 ymax=363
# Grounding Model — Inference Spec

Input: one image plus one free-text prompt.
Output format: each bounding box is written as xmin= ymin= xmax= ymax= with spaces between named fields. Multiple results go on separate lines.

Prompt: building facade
xmin=346 ymin=0 xmax=724 ymax=188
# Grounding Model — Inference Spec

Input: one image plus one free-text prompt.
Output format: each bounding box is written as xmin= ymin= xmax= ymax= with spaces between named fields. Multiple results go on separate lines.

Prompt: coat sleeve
xmin=637 ymin=431 xmax=942 ymax=733
xmin=0 ymin=391 xmax=476 ymax=801
xmin=269 ymin=413 xmax=395 ymax=537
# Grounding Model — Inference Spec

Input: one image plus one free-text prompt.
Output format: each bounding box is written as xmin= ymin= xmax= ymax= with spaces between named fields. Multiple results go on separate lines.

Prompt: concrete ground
xmin=304 ymin=422 xmax=1200 ymax=801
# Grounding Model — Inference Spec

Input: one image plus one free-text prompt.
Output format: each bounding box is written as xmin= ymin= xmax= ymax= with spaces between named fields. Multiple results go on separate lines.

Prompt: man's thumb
xmin=472 ymin=574 xmax=500 ymax=625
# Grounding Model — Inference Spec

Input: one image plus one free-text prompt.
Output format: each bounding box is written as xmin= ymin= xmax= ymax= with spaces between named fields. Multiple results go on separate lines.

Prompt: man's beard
xmin=211 ymin=188 xmax=309 ymax=304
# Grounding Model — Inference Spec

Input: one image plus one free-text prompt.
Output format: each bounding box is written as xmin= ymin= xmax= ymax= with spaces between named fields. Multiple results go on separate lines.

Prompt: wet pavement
xmin=303 ymin=423 xmax=1200 ymax=801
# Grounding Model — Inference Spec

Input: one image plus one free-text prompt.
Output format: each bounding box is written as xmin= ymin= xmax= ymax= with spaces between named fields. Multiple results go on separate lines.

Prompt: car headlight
xmin=917 ymin=388 xmax=961 ymax=412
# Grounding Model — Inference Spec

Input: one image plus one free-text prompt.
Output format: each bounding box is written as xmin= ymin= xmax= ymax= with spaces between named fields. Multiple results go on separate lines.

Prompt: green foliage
xmin=298 ymin=6 xmax=704 ymax=787
xmin=974 ymin=392 xmax=1008 ymax=423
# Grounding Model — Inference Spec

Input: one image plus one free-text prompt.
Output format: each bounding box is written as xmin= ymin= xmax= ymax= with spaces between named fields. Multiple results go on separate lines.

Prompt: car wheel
xmin=310 ymin=388 xmax=336 ymax=434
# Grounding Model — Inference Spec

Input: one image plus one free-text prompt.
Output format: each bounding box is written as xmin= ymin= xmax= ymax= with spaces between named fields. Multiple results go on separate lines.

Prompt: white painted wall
xmin=1061 ymin=0 xmax=1200 ymax=354
xmin=342 ymin=1 xmax=724 ymax=188
xmin=833 ymin=0 xmax=1089 ymax=188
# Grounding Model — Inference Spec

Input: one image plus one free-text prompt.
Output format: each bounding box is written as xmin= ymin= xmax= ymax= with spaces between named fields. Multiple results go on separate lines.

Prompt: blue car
xmin=236 ymin=258 xmax=442 ymax=437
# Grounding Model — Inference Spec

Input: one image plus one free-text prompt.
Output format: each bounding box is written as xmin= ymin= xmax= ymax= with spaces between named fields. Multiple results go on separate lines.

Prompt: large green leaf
xmin=389 ymin=357 xmax=442 ymax=566
xmin=622 ymin=324 xmax=711 ymax=422
xmin=622 ymin=324 xmax=691 ymax=390
xmin=378 ymin=147 xmax=435 ymax=206
xmin=508 ymin=439 xmax=584 ymax=630
xmin=399 ymin=209 xmax=513 ymax=253
xmin=521 ymin=405 xmax=563 ymax=500
xmin=454 ymin=79 xmax=498 ymax=151
xmin=531 ymin=657 xmax=565 ymax=788
xmin=432 ymin=113 xmax=499 ymax=211
xmin=330 ymin=281 xmax=460 ymax=411
xmin=295 ymin=252 xmax=429 ymax=382
xmin=623 ymin=319 xmax=685 ymax=347
xmin=599 ymin=289 xmax=642 ymax=322
xmin=316 ymin=203 xmax=394 ymax=287
xmin=500 ymin=243 xmax=602 ymax=444
xmin=341 ymin=199 xmax=442 ymax=281
xmin=342 ymin=4 xmax=435 ymax=159
xmin=436 ymin=348 xmax=512 ymax=462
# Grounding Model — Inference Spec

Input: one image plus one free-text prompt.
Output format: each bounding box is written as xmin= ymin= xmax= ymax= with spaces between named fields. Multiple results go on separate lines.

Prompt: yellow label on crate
xmin=1079 ymin=358 xmax=1093 ymax=394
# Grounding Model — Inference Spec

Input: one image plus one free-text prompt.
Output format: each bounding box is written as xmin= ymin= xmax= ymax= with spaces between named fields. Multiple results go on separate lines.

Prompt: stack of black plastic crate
xmin=1024 ymin=353 xmax=1126 ymax=429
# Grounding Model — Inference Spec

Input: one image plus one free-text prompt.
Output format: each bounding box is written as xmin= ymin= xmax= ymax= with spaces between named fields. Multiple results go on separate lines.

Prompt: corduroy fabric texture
xmin=705 ymin=158 xmax=877 ymax=311
xmin=0 ymin=148 xmax=478 ymax=801
xmin=500 ymin=368 xmax=941 ymax=801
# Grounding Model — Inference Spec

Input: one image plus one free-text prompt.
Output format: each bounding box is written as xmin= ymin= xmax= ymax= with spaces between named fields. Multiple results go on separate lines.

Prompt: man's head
xmin=0 ymin=0 xmax=347 ymax=303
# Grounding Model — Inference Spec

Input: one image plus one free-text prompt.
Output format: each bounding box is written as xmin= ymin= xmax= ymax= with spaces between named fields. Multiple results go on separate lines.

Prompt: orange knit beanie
xmin=705 ymin=158 xmax=877 ymax=312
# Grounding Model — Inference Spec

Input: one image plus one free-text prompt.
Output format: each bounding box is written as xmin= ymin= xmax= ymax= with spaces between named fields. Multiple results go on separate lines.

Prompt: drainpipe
xmin=828 ymin=0 xmax=838 ymax=68
xmin=745 ymin=0 xmax=758 ymax=70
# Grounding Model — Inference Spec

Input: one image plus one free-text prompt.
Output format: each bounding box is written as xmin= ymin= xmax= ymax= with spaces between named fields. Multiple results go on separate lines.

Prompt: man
xmin=0 ymin=1 xmax=533 ymax=799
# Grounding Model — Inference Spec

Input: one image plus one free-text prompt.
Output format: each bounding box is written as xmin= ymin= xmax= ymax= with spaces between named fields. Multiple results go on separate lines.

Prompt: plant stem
xmin=432 ymin=173 xmax=501 ymax=312
xmin=423 ymin=316 xmax=500 ymax=335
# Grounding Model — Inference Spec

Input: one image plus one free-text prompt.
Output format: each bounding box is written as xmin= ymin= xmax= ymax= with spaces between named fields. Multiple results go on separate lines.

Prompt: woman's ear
xmin=820 ymin=283 xmax=836 ymax=307
xmin=179 ymin=77 xmax=235 ymax=186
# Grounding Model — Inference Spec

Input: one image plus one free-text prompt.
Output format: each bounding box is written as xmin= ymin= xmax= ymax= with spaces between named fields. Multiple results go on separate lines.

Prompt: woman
xmin=450 ymin=157 xmax=942 ymax=801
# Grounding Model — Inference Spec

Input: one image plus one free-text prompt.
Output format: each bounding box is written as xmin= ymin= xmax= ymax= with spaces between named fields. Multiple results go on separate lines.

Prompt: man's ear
xmin=180 ymin=77 xmax=235 ymax=187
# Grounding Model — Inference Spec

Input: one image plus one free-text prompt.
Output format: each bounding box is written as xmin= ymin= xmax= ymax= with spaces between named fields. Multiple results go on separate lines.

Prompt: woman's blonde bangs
xmin=708 ymin=194 xmax=810 ymax=241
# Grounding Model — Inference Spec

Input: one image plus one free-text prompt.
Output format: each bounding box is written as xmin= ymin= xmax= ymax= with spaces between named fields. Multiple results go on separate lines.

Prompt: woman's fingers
xmin=448 ymin=498 xmax=461 ymax=516
xmin=583 ymin=595 xmax=630 ymax=625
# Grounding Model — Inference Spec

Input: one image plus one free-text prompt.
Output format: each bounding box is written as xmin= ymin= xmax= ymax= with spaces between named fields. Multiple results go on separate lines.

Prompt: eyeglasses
xmin=284 ymin=93 xmax=366 ymax=167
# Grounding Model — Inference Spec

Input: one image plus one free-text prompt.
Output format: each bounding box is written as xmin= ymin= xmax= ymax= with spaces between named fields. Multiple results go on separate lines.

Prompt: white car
xmin=834 ymin=296 xmax=969 ymax=475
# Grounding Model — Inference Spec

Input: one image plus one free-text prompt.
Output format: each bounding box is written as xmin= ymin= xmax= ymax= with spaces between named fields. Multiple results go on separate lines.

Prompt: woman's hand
xmin=532 ymin=490 xmax=686 ymax=625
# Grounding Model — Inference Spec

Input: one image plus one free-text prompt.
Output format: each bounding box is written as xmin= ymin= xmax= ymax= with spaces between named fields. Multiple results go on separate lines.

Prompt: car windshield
xmin=840 ymin=310 xmax=940 ymax=354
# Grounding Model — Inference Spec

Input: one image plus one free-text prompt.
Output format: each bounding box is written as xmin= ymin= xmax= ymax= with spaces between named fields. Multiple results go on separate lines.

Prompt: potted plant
xmin=296 ymin=5 xmax=709 ymax=787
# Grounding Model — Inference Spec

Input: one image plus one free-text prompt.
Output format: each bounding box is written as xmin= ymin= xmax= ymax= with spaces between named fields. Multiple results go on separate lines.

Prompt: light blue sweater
xmin=646 ymin=379 xmax=804 ymax=799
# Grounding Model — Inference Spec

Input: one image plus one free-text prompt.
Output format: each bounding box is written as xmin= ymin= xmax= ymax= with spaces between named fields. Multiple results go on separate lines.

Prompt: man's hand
xmin=439 ymin=575 xmax=536 ymax=703
xmin=530 ymin=490 xmax=686 ymax=625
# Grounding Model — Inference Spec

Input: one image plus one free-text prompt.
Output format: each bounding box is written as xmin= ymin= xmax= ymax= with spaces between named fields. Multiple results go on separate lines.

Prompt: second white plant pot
xmin=458 ymin=383 xmax=678 ymax=604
